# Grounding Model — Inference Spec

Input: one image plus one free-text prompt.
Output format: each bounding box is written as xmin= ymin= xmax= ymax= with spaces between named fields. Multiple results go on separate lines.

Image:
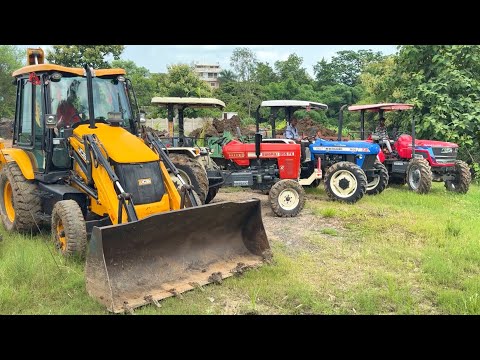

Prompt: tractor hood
xmin=415 ymin=139 xmax=458 ymax=148
xmin=396 ymin=134 xmax=458 ymax=149
xmin=310 ymin=139 xmax=380 ymax=155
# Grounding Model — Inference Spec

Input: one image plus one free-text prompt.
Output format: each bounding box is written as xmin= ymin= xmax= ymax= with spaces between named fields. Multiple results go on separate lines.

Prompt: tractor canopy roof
xmin=12 ymin=64 xmax=126 ymax=77
xmin=261 ymin=100 xmax=328 ymax=110
xmin=151 ymin=97 xmax=225 ymax=109
xmin=348 ymin=103 xmax=414 ymax=112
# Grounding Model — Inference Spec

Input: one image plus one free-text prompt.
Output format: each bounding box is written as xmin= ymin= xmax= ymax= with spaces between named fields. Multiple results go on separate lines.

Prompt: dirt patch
xmin=189 ymin=116 xmax=256 ymax=139
xmin=211 ymin=188 xmax=343 ymax=254
xmin=277 ymin=117 xmax=337 ymax=138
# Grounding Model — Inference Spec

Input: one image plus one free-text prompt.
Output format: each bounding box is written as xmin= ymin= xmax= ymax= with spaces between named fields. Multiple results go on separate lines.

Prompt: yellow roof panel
xmin=12 ymin=64 xmax=126 ymax=77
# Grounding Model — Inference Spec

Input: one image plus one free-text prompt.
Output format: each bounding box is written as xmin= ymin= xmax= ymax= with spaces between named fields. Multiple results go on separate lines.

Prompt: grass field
xmin=1 ymin=183 xmax=479 ymax=315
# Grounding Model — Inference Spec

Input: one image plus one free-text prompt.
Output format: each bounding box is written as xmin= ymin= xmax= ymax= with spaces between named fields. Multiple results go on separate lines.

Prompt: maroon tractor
xmin=343 ymin=103 xmax=471 ymax=194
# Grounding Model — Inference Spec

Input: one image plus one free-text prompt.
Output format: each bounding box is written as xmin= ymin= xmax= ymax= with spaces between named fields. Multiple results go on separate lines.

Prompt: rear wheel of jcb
xmin=445 ymin=160 xmax=471 ymax=194
xmin=51 ymin=200 xmax=87 ymax=258
xmin=170 ymin=154 xmax=208 ymax=204
xmin=366 ymin=161 xmax=389 ymax=195
xmin=269 ymin=179 xmax=306 ymax=217
xmin=406 ymin=158 xmax=432 ymax=194
xmin=324 ymin=161 xmax=367 ymax=203
xmin=0 ymin=162 xmax=42 ymax=233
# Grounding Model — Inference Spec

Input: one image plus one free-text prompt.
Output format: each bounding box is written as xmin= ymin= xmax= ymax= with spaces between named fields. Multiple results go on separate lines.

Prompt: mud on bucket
xmin=85 ymin=199 xmax=270 ymax=313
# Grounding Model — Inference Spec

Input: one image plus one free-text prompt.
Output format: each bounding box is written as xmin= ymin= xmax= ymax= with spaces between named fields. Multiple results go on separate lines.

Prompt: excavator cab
xmin=0 ymin=50 xmax=270 ymax=313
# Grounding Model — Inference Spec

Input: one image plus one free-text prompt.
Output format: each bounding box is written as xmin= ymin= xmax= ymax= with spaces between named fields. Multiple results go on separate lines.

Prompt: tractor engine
xmin=222 ymin=159 xmax=279 ymax=191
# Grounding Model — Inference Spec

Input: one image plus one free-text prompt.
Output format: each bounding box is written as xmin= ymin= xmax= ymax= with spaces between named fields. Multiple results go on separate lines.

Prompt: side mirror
xmin=139 ymin=110 xmax=146 ymax=123
xmin=45 ymin=114 xmax=57 ymax=129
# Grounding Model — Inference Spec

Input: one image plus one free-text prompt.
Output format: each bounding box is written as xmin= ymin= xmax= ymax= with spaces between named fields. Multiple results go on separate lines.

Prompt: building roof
xmin=151 ymin=97 xmax=225 ymax=109
xmin=12 ymin=64 xmax=126 ymax=77
xmin=261 ymin=100 xmax=328 ymax=110
xmin=348 ymin=103 xmax=414 ymax=112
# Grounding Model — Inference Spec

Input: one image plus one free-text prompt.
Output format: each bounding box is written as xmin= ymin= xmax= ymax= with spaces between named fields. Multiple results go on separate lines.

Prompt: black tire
xmin=366 ymin=161 xmax=389 ymax=195
xmin=445 ymin=160 xmax=471 ymax=194
xmin=51 ymin=200 xmax=87 ymax=258
xmin=184 ymin=190 xmax=202 ymax=208
xmin=205 ymin=186 xmax=219 ymax=204
xmin=406 ymin=158 xmax=432 ymax=194
xmin=269 ymin=179 xmax=306 ymax=217
xmin=305 ymin=179 xmax=321 ymax=188
xmin=0 ymin=162 xmax=42 ymax=233
xmin=324 ymin=161 xmax=367 ymax=203
xmin=169 ymin=153 xmax=209 ymax=204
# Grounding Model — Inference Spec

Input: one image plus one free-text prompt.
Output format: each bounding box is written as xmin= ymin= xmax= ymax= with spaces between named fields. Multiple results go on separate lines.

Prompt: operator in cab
xmin=285 ymin=117 xmax=302 ymax=142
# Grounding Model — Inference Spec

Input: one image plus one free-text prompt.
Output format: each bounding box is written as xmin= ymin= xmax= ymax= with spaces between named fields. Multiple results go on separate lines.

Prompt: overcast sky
xmin=23 ymin=45 xmax=398 ymax=75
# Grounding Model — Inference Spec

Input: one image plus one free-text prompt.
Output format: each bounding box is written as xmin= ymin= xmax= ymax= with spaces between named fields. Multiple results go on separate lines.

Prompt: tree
xmin=159 ymin=64 xmax=212 ymax=98
xmin=230 ymin=47 xmax=257 ymax=82
xmin=392 ymin=46 xmax=480 ymax=154
xmin=46 ymin=45 xmax=124 ymax=68
xmin=314 ymin=49 xmax=385 ymax=87
xmin=0 ymin=46 xmax=23 ymax=118
xmin=111 ymin=59 xmax=156 ymax=108
xmin=218 ymin=69 xmax=237 ymax=84
xmin=359 ymin=55 xmax=397 ymax=104
xmin=274 ymin=53 xmax=311 ymax=85
xmin=230 ymin=47 xmax=259 ymax=117
xmin=254 ymin=62 xmax=278 ymax=86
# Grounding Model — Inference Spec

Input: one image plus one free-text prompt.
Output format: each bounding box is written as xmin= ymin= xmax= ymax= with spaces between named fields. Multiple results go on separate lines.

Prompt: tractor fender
xmin=167 ymin=148 xmax=200 ymax=159
xmin=0 ymin=148 xmax=35 ymax=180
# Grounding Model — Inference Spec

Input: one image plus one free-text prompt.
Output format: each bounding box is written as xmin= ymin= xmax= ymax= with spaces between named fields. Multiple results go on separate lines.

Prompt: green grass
xmin=1 ymin=183 xmax=479 ymax=314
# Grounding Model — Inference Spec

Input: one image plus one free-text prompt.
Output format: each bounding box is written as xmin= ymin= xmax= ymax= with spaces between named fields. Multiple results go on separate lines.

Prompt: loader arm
xmin=68 ymin=123 xmax=178 ymax=224
xmin=144 ymin=130 xmax=199 ymax=207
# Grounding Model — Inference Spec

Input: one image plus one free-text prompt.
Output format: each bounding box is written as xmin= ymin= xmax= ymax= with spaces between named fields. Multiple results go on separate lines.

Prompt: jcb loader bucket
xmin=85 ymin=199 xmax=270 ymax=313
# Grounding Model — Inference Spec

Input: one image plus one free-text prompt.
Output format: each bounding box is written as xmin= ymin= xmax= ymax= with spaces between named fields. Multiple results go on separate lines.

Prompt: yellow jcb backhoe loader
xmin=0 ymin=48 xmax=270 ymax=313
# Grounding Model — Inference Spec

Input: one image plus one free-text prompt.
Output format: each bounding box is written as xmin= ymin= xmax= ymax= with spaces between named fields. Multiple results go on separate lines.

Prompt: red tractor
xmin=345 ymin=103 xmax=471 ymax=193
xmin=219 ymin=101 xmax=331 ymax=217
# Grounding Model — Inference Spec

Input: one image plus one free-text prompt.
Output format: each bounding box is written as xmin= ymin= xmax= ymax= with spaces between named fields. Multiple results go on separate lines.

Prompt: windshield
xmin=49 ymin=75 xmax=133 ymax=129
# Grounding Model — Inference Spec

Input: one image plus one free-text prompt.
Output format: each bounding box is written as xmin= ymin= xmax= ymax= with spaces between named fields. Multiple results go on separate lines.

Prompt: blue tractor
xmin=258 ymin=100 xmax=388 ymax=203
xmin=307 ymin=138 xmax=388 ymax=203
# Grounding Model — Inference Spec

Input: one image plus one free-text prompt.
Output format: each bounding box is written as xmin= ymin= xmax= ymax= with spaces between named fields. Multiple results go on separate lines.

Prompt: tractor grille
xmin=361 ymin=155 xmax=377 ymax=170
xmin=431 ymin=147 xmax=457 ymax=164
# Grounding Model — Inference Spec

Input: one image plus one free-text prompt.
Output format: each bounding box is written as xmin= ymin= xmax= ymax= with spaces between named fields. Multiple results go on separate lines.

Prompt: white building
xmin=194 ymin=62 xmax=221 ymax=89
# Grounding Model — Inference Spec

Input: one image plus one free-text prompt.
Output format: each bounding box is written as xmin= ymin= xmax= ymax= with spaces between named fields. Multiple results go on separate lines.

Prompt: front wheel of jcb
xmin=51 ymin=200 xmax=87 ymax=258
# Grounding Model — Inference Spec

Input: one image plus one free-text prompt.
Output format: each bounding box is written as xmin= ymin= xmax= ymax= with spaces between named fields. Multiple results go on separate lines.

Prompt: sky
xmin=24 ymin=45 xmax=398 ymax=75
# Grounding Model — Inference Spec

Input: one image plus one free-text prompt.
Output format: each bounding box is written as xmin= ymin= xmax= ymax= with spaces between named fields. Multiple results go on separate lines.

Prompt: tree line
xmin=0 ymin=45 xmax=479 ymax=174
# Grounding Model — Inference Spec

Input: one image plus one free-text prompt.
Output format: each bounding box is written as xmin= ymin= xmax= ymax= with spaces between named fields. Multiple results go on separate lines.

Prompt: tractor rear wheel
xmin=324 ymin=161 xmax=367 ymax=203
xmin=406 ymin=158 xmax=432 ymax=194
xmin=0 ymin=162 xmax=42 ymax=233
xmin=445 ymin=160 xmax=471 ymax=194
xmin=169 ymin=154 xmax=209 ymax=204
xmin=269 ymin=179 xmax=305 ymax=217
xmin=51 ymin=200 xmax=87 ymax=258
xmin=366 ymin=161 xmax=389 ymax=195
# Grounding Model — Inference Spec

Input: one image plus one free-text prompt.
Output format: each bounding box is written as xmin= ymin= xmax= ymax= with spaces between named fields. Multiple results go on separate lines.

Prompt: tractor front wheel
xmin=366 ymin=161 xmax=389 ymax=195
xmin=0 ymin=162 xmax=42 ymax=233
xmin=269 ymin=179 xmax=305 ymax=217
xmin=445 ymin=160 xmax=471 ymax=194
xmin=324 ymin=161 xmax=367 ymax=203
xmin=406 ymin=158 xmax=432 ymax=194
xmin=51 ymin=200 xmax=87 ymax=258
